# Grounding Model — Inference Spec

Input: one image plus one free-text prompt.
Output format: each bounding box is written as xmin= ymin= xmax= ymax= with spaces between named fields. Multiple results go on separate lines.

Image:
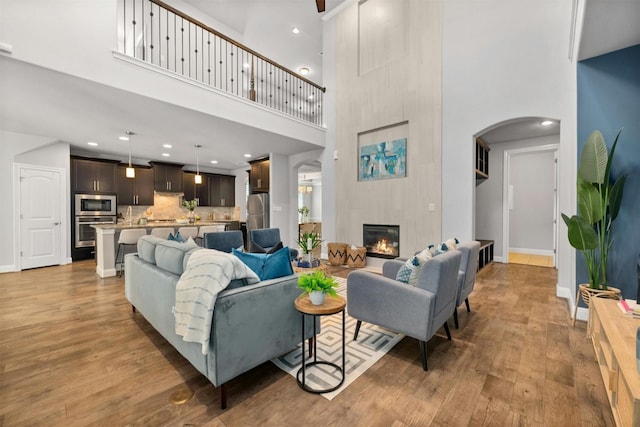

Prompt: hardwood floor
xmin=0 ymin=260 xmax=613 ymax=426
xmin=508 ymin=252 xmax=555 ymax=268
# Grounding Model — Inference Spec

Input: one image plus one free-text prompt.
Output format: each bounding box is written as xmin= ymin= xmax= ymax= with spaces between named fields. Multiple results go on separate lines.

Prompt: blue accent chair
xmin=249 ymin=228 xmax=298 ymax=261
xmin=203 ymin=230 xmax=245 ymax=253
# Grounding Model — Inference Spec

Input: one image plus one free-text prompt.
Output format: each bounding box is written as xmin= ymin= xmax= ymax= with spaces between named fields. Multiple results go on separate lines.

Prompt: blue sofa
xmin=124 ymin=235 xmax=315 ymax=409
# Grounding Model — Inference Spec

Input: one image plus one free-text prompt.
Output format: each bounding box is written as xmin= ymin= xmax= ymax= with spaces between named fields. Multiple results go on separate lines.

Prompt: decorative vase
xmin=188 ymin=210 xmax=196 ymax=224
xmin=309 ymin=290 xmax=326 ymax=306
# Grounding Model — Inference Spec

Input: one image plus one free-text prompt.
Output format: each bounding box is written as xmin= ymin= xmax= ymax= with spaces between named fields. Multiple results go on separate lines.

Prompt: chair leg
xmin=453 ymin=308 xmax=459 ymax=329
xmin=353 ymin=320 xmax=362 ymax=341
xmin=419 ymin=340 xmax=428 ymax=371
xmin=465 ymin=298 xmax=471 ymax=312
xmin=308 ymin=337 xmax=313 ymax=357
xmin=116 ymin=243 xmax=123 ymax=277
xmin=220 ymin=383 xmax=227 ymax=410
xmin=443 ymin=321 xmax=452 ymax=341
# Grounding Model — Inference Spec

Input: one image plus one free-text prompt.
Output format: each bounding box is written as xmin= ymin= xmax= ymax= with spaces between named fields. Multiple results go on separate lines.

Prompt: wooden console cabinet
xmin=589 ymin=298 xmax=640 ymax=427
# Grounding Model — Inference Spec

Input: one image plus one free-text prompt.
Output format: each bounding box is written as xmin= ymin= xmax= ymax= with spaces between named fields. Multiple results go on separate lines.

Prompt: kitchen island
xmin=92 ymin=220 xmax=238 ymax=278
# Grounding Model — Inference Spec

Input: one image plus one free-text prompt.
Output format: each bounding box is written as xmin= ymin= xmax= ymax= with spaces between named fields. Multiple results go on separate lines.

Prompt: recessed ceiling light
xmin=308 ymin=94 xmax=314 ymax=100
xmin=299 ymin=67 xmax=310 ymax=76
xmin=163 ymin=144 xmax=172 ymax=148
xmin=541 ymin=120 xmax=554 ymax=126
xmin=118 ymin=135 xmax=129 ymax=141
xmin=244 ymin=154 xmax=252 ymax=158
xmin=210 ymin=160 xmax=218 ymax=164
xmin=243 ymin=62 xmax=250 ymax=69
xmin=87 ymin=141 xmax=98 ymax=146
xmin=162 ymin=153 xmax=170 ymax=157
xmin=292 ymin=27 xmax=300 ymax=34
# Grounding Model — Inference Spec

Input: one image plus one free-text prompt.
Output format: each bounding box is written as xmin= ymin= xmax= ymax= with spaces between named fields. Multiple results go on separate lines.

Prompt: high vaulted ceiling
xmin=1 ymin=0 xmax=638 ymax=169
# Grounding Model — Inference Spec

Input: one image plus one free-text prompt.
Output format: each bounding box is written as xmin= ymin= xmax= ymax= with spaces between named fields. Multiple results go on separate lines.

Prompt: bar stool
xmin=116 ymin=229 xmax=147 ymax=277
xmin=196 ymin=225 xmax=226 ymax=246
xmin=177 ymin=227 xmax=198 ymax=241
xmin=150 ymin=227 xmax=173 ymax=239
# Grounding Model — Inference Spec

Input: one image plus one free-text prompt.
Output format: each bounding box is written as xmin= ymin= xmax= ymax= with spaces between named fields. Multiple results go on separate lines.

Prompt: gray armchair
xmin=347 ymin=250 xmax=462 ymax=371
xmin=203 ymin=230 xmax=245 ymax=253
xmin=453 ymin=241 xmax=481 ymax=329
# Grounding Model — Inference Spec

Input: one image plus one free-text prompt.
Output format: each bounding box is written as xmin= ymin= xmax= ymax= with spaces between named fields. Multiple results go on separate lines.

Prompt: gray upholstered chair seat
xmin=347 ymin=250 xmax=462 ymax=371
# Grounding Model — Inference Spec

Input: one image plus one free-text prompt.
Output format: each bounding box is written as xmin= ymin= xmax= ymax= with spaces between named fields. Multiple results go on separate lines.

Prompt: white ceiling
xmin=1 ymin=0 xmax=638 ymax=170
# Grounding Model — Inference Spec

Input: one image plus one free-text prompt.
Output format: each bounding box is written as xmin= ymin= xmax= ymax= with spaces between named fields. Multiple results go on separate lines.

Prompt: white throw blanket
xmin=174 ymin=249 xmax=259 ymax=355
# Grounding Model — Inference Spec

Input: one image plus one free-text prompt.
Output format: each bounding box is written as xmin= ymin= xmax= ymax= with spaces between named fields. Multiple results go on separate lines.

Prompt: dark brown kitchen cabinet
xmin=116 ymin=166 xmax=154 ymax=206
xmin=183 ymin=172 xmax=210 ymax=206
xmin=209 ymin=174 xmax=235 ymax=207
xmin=71 ymin=157 xmax=117 ymax=193
xmin=152 ymin=162 xmax=183 ymax=192
xmin=249 ymin=158 xmax=269 ymax=193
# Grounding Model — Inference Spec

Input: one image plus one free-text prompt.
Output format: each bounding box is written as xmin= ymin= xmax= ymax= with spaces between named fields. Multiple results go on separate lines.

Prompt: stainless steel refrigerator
xmin=246 ymin=193 xmax=269 ymax=231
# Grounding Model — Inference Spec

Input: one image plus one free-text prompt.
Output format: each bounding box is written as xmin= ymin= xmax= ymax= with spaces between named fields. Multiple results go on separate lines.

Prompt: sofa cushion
xmin=155 ymin=237 xmax=199 ymax=275
xmin=137 ymin=235 xmax=165 ymax=265
xmin=232 ymin=246 xmax=294 ymax=281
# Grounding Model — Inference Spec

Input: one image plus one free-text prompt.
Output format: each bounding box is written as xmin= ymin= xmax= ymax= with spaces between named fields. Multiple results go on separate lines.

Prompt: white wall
xmin=442 ymin=0 xmax=577 ymax=299
xmin=0 ymin=131 xmax=71 ymax=270
xmin=476 ymin=134 xmax=559 ymax=260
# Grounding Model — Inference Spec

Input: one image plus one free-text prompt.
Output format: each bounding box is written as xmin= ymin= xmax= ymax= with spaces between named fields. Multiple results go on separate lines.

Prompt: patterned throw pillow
xmin=396 ymin=257 xmax=419 ymax=283
xmin=408 ymin=250 xmax=432 ymax=286
xmin=396 ymin=250 xmax=432 ymax=286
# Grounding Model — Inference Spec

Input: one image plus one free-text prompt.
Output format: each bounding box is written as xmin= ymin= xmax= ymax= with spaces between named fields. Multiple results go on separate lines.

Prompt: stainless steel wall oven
xmin=74 ymin=193 xmax=117 ymax=249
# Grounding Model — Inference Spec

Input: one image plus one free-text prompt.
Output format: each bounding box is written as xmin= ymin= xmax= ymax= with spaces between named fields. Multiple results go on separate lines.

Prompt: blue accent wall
xmin=577 ymin=44 xmax=640 ymax=299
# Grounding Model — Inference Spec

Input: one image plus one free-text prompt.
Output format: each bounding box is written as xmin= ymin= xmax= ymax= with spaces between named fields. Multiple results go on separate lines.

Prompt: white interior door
xmin=20 ymin=167 xmax=62 ymax=269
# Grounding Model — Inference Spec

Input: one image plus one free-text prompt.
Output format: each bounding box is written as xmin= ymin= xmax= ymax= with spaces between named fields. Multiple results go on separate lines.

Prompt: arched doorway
xmin=474 ymin=117 xmax=560 ymax=268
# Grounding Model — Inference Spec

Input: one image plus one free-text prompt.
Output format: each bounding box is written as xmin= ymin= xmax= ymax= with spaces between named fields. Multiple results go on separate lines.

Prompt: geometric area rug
xmin=271 ymin=277 xmax=405 ymax=400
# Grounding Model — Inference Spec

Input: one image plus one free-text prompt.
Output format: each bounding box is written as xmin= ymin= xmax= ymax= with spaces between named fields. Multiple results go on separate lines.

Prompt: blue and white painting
xmin=358 ymin=138 xmax=406 ymax=181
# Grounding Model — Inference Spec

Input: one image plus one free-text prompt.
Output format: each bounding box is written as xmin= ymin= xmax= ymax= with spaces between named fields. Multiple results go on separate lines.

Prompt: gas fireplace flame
xmin=373 ymin=239 xmax=395 ymax=255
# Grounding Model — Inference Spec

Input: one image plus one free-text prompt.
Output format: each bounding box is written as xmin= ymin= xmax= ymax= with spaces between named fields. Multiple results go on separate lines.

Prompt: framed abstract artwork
xmin=358 ymin=138 xmax=406 ymax=181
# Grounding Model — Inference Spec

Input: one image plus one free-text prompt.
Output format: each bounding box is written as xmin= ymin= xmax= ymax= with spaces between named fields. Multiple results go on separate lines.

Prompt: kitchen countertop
xmin=92 ymin=220 xmax=238 ymax=230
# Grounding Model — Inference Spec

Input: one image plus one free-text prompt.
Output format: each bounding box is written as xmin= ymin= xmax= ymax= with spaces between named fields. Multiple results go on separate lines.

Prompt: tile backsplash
xmin=117 ymin=193 xmax=237 ymax=222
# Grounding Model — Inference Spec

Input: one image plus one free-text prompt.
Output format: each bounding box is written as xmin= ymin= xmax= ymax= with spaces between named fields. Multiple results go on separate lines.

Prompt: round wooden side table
xmin=294 ymin=294 xmax=346 ymax=394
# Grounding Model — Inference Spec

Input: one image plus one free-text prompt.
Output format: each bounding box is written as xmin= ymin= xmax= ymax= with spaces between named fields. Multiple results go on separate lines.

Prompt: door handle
xmin=53 ymin=222 xmax=60 ymax=226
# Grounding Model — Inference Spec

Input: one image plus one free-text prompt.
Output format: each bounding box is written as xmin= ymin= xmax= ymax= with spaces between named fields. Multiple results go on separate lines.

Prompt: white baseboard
xmin=509 ymin=247 xmax=554 ymax=256
xmin=494 ymin=256 xmax=505 ymax=263
xmin=556 ymin=283 xmax=589 ymax=323
xmin=0 ymin=264 xmax=17 ymax=273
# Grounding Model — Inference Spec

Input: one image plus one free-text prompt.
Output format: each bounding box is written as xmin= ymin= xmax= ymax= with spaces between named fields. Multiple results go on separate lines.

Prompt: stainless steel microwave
xmin=75 ymin=193 xmax=117 ymax=216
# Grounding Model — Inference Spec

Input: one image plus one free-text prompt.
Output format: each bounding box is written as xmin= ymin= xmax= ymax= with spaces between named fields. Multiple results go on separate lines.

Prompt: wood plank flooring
xmin=509 ymin=252 xmax=555 ymax=268
xmin=0 ymin=260 xmax=614 ymax=426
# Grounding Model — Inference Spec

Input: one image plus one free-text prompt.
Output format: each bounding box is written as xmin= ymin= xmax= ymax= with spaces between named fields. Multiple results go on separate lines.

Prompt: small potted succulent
xmin=297 ymin=270 xmax=339 ymax=305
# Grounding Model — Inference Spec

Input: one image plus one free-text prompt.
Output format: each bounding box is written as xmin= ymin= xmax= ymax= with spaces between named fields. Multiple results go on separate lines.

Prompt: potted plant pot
xmin=309 ymin=290 xmax=326 ymax=305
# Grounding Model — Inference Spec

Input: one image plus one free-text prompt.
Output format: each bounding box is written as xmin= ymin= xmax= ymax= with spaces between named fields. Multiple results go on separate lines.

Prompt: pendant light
xmin=125 ymin=131 xmax=135 ymax=178
xmin=194 ymin=144 xmax=202 ymax=184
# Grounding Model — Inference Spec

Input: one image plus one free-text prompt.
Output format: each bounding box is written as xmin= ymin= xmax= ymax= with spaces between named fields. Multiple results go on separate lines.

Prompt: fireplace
xmin=363 ymin=224 xmax=399 ymax=259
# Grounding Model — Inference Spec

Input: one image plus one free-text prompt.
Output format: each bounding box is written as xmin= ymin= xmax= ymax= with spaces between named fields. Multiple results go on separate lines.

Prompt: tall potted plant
xmin=562 ymin=129 xmax=626 ymax=292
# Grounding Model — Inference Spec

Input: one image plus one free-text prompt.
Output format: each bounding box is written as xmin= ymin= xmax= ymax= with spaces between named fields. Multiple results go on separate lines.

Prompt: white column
xmin=95 ymin=227 xmax=116 ymax=278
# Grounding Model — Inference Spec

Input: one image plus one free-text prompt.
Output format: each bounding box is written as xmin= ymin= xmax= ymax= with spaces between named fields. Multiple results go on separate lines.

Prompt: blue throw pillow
xmin=232 ymin=248 xmax=266 ymax=277
xmin=232 ymin=246 xmax=294 ymax=281
xmin=168 ymin=231 xmax=185 ymax=243
xmin=262 ymin=246 xmax=294 ymax=280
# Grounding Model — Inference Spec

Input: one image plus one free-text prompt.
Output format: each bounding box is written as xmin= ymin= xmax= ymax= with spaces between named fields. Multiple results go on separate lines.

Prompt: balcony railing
xmin=117 ymin=0 xmax=325 ymax=126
